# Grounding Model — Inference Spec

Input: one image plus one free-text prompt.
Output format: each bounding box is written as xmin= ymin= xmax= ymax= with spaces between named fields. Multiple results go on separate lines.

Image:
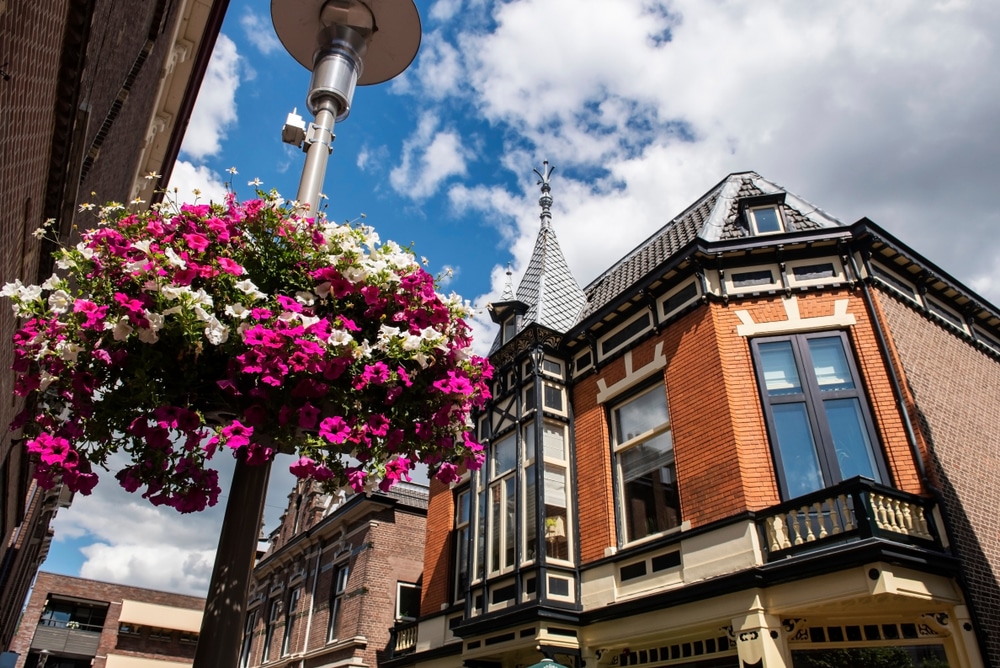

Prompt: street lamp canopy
xmin=271 ymin=0 xmax=421 ymax=85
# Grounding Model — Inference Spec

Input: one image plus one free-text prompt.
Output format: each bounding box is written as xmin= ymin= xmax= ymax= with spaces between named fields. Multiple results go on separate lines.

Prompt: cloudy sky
xmin=43 ymin=0 xmax=1000 ymax=595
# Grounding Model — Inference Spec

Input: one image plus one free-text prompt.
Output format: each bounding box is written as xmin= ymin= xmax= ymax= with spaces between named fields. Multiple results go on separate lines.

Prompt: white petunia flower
xmin=145 ymin=312 xmax=165 ymax=331
xmin=224 ymin=303 xmax=251 ymax=320
xmin=112 ymin=317 xmax=133 ymax=341
xmin=234 ymin=279 xmax=265 ymax=301
xmin=47 ymin=290 xmax=72 ymax=314
xmin=204 ymin=317 xmax=229 ymax=345
xmin=164 ymin=247 xmax=186 ymax=268
xmin=133 ymin=239 xmax=152 ymax=254
xmin=328 ymin=330 xmax=353 ymax=347
xmin=41 ymin=274 xmax=61 ymax=290
xmin=295 ymin=291 xmax=316 ymax=306
xmin=56 ymin=341 xmax=82 ymax=363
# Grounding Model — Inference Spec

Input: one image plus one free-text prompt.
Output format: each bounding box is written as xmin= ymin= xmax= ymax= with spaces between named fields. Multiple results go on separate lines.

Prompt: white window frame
xmin=396 ymin=581 xmax=421 ymax=621
xmin=747 ymin=204 xmax=785 ymax=235
xmin=786 ymin=257 xmax=846 ymax=289
xmin=611 ymin=384 xmax=682 ymax=545
xmin=657 ymin=277 xmax=701 ymax=321
xmin=869 ymin=261 xmax=921 ymax=305
xmin=327 ymin=562 xmax=349 ymax=643
xmin=282 ymin=587 xmax=301 ymax=657
xmin=925 ymin=295 xmax=969 ymax=334
xmin=597 ymin=310 xmax=652 ymax=362
xmin=725 ymin=263 xmax=782 ymax=295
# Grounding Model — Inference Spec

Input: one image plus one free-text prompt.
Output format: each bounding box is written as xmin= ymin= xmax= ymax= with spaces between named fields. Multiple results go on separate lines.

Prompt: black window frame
xmin=750 ymin=330 xmax=890 ymax=500
xmin=327 ymin=562 xmax=350 ymax=642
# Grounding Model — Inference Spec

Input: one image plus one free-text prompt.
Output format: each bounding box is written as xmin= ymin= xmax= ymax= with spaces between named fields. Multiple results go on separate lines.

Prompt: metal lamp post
xmin=191 ymin=2 xmax=419 ymax=667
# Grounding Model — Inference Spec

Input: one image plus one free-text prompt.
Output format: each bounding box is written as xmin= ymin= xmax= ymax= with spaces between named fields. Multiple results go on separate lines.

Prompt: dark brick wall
xmin=0 ymin=0 xmax=200 ymax=649
xmin=9 ymin=571 xmax=204 ymax=668
xmin=874 ymin=288 xmax=1000 ymax=666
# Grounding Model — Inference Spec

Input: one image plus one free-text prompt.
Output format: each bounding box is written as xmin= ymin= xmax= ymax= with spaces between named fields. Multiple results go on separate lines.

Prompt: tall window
xmin=612 ymin=384 xmax=680 ymax=543
xmin=751 ymin=331 xmax=886 ymax=499
xmin=282 ymin=587 xmax=301 ymax=656
xmin=488 ymin=433 xmax=517 ymax=574
xmin=327 ymin=563 xmax=349 ymax=642
xmin=262 ymin=599 xmax=280 ymax=663
xmin=453 ymin=488 xmax=471 ymax=601
xmin=239 ymin=610 xmax=257 ymax=668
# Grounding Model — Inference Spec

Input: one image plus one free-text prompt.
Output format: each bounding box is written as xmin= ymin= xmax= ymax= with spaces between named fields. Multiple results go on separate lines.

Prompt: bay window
xmin=751 ymin=331 xmax=887 ymax=500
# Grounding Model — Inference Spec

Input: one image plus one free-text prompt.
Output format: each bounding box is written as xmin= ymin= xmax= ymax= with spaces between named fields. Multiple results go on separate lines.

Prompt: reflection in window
xmin=612 ymin=385 xmax=681 ymax=543
xmin=753 ymin=332 xmax=886 ymax=500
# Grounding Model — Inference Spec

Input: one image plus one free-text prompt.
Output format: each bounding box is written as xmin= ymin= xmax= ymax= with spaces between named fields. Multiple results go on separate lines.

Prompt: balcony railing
xmin=30 ymin=625 xmax=102 ymax=656
xmin=757 ymin=477 xmax=942 ymax=561
xmin=388 ymin=620 xmax=418 ymax=657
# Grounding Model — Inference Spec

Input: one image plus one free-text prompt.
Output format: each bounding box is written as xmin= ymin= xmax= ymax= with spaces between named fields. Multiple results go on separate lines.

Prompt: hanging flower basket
xmin=3 ymin=191 xmax=492 ymax=512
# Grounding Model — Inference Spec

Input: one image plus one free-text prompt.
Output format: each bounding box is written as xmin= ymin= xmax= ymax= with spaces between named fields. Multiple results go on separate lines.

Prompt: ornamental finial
xmin=532 ymin=160 xmax=554 ymax=228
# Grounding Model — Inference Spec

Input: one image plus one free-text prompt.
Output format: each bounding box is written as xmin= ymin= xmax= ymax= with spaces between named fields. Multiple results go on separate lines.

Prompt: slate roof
xmin=578 ymin=171 xmax=845 ymax=321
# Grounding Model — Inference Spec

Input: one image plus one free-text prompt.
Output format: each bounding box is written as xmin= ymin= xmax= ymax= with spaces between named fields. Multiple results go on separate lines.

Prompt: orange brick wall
xmin=420 ymin=479 xmax=455 ymax=616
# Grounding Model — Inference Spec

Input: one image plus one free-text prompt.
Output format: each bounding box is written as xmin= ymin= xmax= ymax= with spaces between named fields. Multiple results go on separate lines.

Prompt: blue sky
xmin=40 ymin=0 xmax=1000 ymax=594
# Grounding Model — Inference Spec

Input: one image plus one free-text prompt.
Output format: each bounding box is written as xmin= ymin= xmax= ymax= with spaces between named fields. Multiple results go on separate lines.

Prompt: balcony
xmin=30 ymin=621 xmax=102 ymax=656
xmin=388 ymin=620 xmax=418 ymax=657
xmin=757 ymin=476 xmax=943 ymax=562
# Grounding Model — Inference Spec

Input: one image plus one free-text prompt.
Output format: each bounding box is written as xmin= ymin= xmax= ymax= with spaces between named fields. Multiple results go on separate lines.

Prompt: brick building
xmin=0 ymin=0 xmax=228 ymax=648
xmin=7 ymin=571 xmax=205 ymax=668
xmin=240 ymin=480 xmax=428 ymax=668
xmin=384 ymin=170 xmax=999 ymax=668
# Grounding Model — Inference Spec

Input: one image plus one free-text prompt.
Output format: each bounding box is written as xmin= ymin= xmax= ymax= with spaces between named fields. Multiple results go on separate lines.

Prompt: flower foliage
xmin=3 ymin=192 xmax=491 ymax=512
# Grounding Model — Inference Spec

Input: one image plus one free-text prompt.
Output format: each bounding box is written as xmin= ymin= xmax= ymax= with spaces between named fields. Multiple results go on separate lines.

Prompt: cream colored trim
xmin=105 ymin=655 xmax=191 ymax=668
xmin=735 ymin=296 xmax=856 ymax=337
xmin=596 ymin=342 xmax=667 ymax=404
xmin=131 ymin=0 xmax=216 ymax=203
xmin=118 ymin=600 xmax=202 ymax=633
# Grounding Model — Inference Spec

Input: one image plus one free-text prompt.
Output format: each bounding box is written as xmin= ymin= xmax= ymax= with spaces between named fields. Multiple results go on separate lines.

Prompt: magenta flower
xmin=319 ymin=416 xmax=351 ymax=444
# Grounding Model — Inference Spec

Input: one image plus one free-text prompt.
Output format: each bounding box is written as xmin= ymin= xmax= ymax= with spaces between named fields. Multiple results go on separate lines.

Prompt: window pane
xmin=456 ymin=490 xmax=470 ymax=525
xmin=825 ymin=398 xmax=880 ymax=481
xmin=808 ymin=337 xmax=855 ymax=390
xmin=489 ymin=484 xmax=501 ymax=572
xmin=524 ymin=464 xmax=537 ymax=561
xmin=543 ymin=383 xmax=563 ymax=411
xmin=758 ymin=342 xmax=802 ymax=395
xmin=615 ymin=388 xmax=668 ymax=442
xmin=622 ymin=461 xmax=679 ymax=541
xmin=542 ymin=422 xmax=565 ymax=460
xmin=397 ymin=584 xmax=421 ymax=620
xmin=503 ymin=477 xmax=516 ymax=569
xmin=619 ymin=432 xmax=673 ymax=481
xmin=544 ymin=466 xmax=569 ymax=560
xmin=491 ymin=435 xmax=516 ymax=477
xmin=752 ymin=207 xmax=781 ymax=233
xmin=772 ymin=403 xmax=825 ymax=497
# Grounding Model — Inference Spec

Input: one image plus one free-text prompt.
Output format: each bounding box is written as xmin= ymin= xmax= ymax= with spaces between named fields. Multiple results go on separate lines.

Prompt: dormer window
xmin=739 ymin=192 xmax=787 ymax=236
xmin=503 ymin=316 xmax=517 ymax=343
xmin=748 ymin=205 xmax=784 ymax=234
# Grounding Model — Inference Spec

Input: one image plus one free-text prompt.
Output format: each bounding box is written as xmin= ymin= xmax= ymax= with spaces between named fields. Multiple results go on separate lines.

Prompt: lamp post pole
xmin=191 ymin=3 xmax=420 ymax=667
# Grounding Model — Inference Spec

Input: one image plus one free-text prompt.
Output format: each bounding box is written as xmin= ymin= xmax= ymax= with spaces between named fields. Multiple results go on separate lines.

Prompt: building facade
xmin=7 ymin=571 xmax=205 ymax=668
xmin=385 ymin=171 xmax=998 ymax=668
xmin=0 ymin=0 xmax=228 ymax=648
xmin=241 ymin=481 xmax=428 ymax=668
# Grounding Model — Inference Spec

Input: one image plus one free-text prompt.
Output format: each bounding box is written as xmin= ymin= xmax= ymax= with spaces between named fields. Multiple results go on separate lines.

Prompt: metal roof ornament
xmin=533 ymin=160 xmax=555 ymax=228
xmin=500 ymin=262 xmax=516 ymax=301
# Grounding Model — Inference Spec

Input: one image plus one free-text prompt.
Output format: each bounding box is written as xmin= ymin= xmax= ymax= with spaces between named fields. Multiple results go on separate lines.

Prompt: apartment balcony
xmin=30 ymin=621 xmax=102 ymax=656
xmin=388 ymin=619 xmax=418 ymax=657
xmin=757 ymin=476 xmax=944 ymax=562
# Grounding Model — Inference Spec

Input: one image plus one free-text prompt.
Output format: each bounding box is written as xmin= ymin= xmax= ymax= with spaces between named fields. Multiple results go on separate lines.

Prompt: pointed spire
xmin=500 ymin=262 xmax=515 ymax=301
xmin=533 ymin=160 xmax=555 ymax=229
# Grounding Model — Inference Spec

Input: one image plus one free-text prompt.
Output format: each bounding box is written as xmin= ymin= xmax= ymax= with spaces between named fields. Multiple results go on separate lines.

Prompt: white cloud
xmin=166 ymin=160 xmax=229 ymax=203
xmin=437 ymin=0 xmax=1000 ymax=306
xmin=49 ymin=452 xmax=297 ymax=596
xmin=414 ymin=32 xmax=464 ymax=99
xmin=430 ymin=0 xmax=463 ymax=22
xmin=240 ymin=11 xmax=283 ymax=55
xmin=180 ymin=34 xmax=241 ymax=161
xmin=390 ymin=113 xmax=471 ymax=199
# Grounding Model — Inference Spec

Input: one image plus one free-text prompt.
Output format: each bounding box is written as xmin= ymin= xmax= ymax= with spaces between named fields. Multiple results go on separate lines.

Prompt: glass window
xmin=503 ymin=317 xmax=517 ymax=343
xmin=396 ymin=582 xmax=421 ymax=620
xmin=263 ymin=599 xmax=280 ymax=662
xmin=750 ymin=206 xmax=783 ymax=234
xmin=282 ymin=587 xmax=301 ymax=656
xmin=612 ymin=385 xmax=681 ymax=543
xmin=752 ymin=332 xmax=887 ymax=500
xmin=239 ymin=611 xmax=256 ymax=668
xmin=453 ymin=488 xmax=471 ymax=601
xmin=328 ymin=564 xmax=349 ymax=642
